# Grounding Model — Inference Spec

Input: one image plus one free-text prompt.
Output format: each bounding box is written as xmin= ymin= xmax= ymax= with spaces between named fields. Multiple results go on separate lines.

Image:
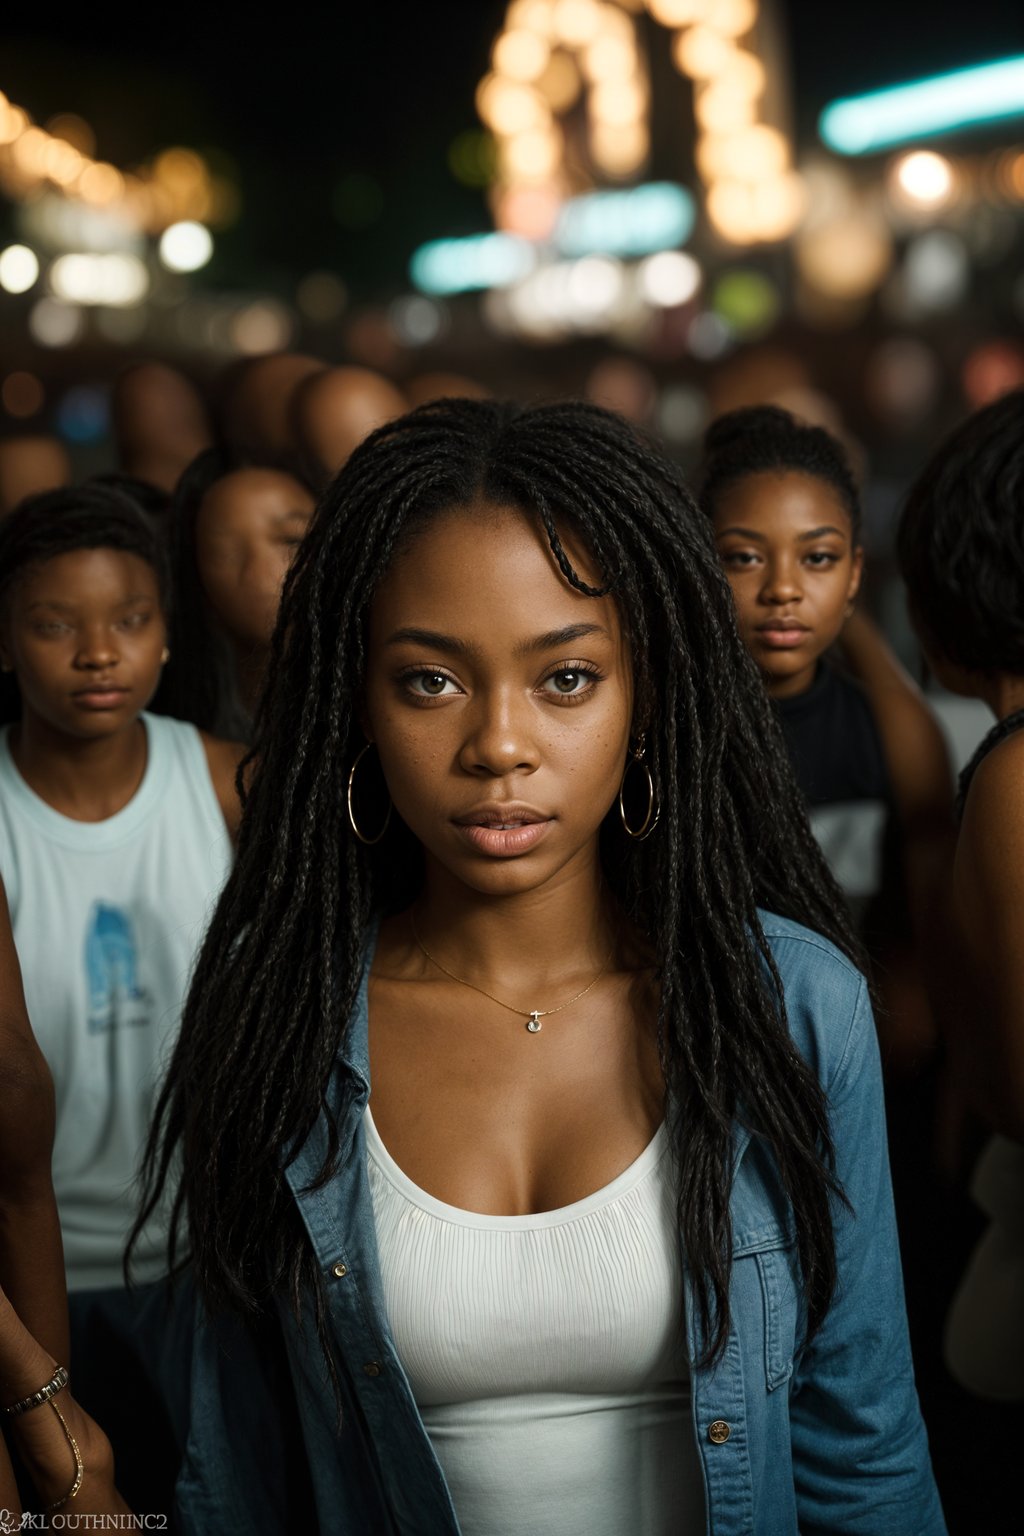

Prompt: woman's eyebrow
xmin=383 ymin=622 xmax=610 ymax=656
xmin=796 ymin=526 xmax=846 ymax=541
xmin=517 ymin=622 xmax=609 ymax=655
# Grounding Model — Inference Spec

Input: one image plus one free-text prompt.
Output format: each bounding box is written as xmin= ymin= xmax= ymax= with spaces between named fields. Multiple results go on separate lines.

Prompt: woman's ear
xmin=848 ymin=544 xmax=865 ymax=605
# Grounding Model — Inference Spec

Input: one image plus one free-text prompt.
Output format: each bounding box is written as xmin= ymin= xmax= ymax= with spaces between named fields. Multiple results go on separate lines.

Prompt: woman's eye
xmin=721 ymin=550 xmax=758 ymax=568
xmin=34 ymin=621 xmax=70 ymax=636
xmin=406 ymin=671 xmax=458 ymax=697
xmin=805 ymin=551 xmax=840 ymax=568
xmin=119 ymin=612 xmax=150 ymax=629
xmin=542 ymin=668 xmax=597 ymax=697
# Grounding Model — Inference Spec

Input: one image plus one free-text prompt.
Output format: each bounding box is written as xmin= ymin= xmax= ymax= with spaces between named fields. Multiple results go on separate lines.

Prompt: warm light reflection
xmin=638 ymin=249 xmax=701 ymax=306
xmin=704 ymin=0 xmax=756 ymax=38
xmin=646 ymin=0 xmax=705 ymax=23
xmin=591 ymin=77 xmax=647 ymax=125
xmin=477 ymin=76 xmax=548 ymax=134
xmin=158 ymin=221 xmax=214 ymax=273
xmin=552 ymin=0 xmax=603 ymax=45
xmin=891 ymin=150 xmax=956 ymax=208
xmin=536 ymin=50 xmax=583 ymax=110
xmin=673 ymin=25 xmax=735 ymax=78
xmin=494 ymin=28 xmax=551 ymax=81
xmin=0 ymin=244 xmax=39 ymax=295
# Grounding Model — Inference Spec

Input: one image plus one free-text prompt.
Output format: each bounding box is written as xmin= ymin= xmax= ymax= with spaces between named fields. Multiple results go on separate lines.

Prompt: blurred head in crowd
xmin=898 ymin=388 xmax=1024 ymax=699
xmin=158 ymin=448 xmax=315 ymax=737
xmin=0 ymin=483 xmax=171 ymax=733
xmin=0 ymin=436 xmax=72 ymax=517
xmin=293 ymin=365 xmax=406 ymax=485
xmin=111 ymin=362 xmax=212 ymax=495
xmin=405 ymin=373 xmax=490 ymax=408
xmin=699 ymin=404 xmax=863 ymax=700
xmin=219 ymin=352 xmax=326 ymax=464
xmin=89 ymin=471 xmax=172 ymax=523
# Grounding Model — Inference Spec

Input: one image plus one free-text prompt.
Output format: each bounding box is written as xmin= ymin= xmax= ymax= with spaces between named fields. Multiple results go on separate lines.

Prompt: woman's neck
xmin=978 ymin=673 xmax=1024 ymax=722
xmin=8 ymin=713 xmax=148 ymax=822
xmin=412 ymin=847 xmax=619 ymax=994
xmin=231 ymin=640 xmax=269 ymax=719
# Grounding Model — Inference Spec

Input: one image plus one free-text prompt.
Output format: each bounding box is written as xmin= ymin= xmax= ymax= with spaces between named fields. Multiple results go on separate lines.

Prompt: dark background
xmin=3 ymin=2 xmax=1022 ymax=297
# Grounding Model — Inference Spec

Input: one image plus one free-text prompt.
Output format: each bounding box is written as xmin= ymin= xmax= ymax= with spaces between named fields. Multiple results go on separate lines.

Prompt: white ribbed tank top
xmin=365 ymin=1104 xmax=705 ymax=1536
xmin=0 ymin=714 xmax=232 ymax=1289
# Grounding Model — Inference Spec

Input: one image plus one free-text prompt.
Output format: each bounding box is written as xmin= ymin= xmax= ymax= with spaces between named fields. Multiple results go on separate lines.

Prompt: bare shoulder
xmin=960 ymin=728 xmax=1024 ymax=851
xmin=956 ymin=729 xmax=1024 ymax=934
xmin=198 ymin=731 xmax=247 ymax=839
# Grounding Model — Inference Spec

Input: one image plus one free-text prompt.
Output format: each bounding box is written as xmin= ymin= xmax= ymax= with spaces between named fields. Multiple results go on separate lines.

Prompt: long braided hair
xmin=135 ymin=398 xmax=859 ymax=1366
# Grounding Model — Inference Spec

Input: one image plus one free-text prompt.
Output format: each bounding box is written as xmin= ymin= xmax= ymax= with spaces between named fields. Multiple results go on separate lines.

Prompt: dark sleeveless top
xmin=773 ymin=663 xmax=891 ymax=808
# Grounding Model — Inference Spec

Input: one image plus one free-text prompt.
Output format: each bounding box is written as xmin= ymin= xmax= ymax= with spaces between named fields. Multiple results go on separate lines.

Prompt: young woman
xmin=898 ymin=388 xmax=1024 ymax=1407
xmin=700 ymin=406 xmax=953 ymax=1071
xmin=0 ymin=483 xmax=242 ymax=1296
xmin=156 ymin=448 xmax=316 ymax=739
xmin=0 ymin=483 xmax=242 ymax=1508
xmin=138 ymin=400 xmax=944 ymax=1534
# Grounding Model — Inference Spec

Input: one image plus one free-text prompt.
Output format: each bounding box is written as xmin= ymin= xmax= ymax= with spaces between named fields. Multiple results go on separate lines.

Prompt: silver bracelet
xmin=3 ymin=1364 xmax=69 ymax=1417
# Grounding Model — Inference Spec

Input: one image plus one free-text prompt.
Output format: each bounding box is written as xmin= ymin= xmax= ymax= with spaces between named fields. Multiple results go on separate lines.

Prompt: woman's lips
xmin=755 ymin=625 xmax=810 ymax=650
xmin=453 ymin=819 xmax=554 ymax=857
xmin=71 ymin=688 xmax=132 ymax=710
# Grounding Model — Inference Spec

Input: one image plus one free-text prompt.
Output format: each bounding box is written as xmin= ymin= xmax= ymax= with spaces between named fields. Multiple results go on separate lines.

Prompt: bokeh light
xmin=159 ymin=221 xmax=214 ymax=273
xmin=2 ymin=372 xmax=44 ymax=419
xmin=296 ymin=271 xmax=348 ymax=323
xmin=29 ymin=298 xmax=85 ymax=348
xmin=891 ymin=150 xmax=956 ymax=209
xmin=638 ymin=250 xmax=702 ymax=306
xmin=0 ymin=244 xmax=40 ymax=295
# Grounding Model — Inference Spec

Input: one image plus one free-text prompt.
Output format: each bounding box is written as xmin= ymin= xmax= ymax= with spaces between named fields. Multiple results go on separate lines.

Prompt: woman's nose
xmin=75 ymin=627 xmax=119 ymax=668
xmin=457 ymin=689 xmax=540 ymax=777
xmin=760 ymin=560 xmax=802 ymax=604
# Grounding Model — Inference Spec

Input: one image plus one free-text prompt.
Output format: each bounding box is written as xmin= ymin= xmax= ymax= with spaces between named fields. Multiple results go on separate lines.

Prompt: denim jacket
xmin=176 ymin=914 xmax=947 ymax=1535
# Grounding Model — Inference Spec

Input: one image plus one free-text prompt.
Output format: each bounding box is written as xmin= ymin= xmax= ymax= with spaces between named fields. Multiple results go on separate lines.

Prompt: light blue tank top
xmin=0 ymin=713 xmax=232 ymax=1290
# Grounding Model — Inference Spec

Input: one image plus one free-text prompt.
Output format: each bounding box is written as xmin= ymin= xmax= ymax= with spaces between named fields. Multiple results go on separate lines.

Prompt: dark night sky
xmin=2 ymin=2 xmax=1022 ymax=297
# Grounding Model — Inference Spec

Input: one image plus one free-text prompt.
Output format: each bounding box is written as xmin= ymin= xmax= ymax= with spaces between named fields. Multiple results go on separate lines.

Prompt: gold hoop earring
xmin=618 ymin=733 xmax=660 ymax=841
xmin=160 ymin=647 xmax=170 ymax=664
xmin=346 ymin=742 xmax=393 ymax=846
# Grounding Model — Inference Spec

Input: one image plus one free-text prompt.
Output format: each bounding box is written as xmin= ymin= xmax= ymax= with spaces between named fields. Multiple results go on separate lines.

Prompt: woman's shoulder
xmin=756 ymin=909 xmax=869 ymax=1084
xmin=757 ymin=908 xmax=863 ymax=981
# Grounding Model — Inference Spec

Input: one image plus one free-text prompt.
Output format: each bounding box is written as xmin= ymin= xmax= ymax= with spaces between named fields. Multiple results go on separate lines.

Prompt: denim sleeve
xmin=789 ymin=978 xmax=948 ymax=1536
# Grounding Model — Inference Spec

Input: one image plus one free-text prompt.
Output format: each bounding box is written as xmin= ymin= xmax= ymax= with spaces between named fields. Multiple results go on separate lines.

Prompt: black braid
xmin=133 ymin=398 xmax=861 ymax=1368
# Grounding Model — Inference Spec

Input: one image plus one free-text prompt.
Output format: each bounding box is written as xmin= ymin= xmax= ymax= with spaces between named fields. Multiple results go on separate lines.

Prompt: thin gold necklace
xmin=409 ymin=912 xmax=613 ymax=1034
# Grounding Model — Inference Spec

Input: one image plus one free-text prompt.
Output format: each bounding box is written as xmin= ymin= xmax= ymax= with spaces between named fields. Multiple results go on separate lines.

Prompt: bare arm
xmin=0 ymin=1285 xmax=129 ymax=1516
xmin=950 ymin=732 xmax=1024 ymax=1138
xmin=199 ymin=732 xmax=247 ymax=844
xmin=0 ymin=880 xmax=69 ymax=1364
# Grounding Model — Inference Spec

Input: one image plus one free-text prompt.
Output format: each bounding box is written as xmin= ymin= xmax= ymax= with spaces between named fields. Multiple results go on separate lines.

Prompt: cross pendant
xmin=526 ymin=1011 xmax=542 ymax=1033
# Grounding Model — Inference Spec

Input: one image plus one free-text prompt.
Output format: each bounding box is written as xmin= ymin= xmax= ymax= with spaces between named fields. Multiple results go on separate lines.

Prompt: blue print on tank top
xmin=85 ymin=902 xmax=150 ymax=1032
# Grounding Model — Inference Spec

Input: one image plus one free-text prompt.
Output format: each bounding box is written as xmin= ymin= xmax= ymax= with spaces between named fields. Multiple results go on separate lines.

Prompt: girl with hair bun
xmin=700 ymin=404 xmax=953 ymax=1073
xmin=138 ymin=398 xmax=943 ymax=1533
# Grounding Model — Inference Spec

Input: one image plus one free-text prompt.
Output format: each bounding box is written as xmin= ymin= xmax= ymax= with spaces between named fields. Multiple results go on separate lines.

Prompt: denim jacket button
xmin=363 ymin=1361 xmax=382 ymax=1377
xmin=708 ymin=1419 xmax=731 ymax=1444
xmin=332 ymin=1262 xmax=348 ymax=1278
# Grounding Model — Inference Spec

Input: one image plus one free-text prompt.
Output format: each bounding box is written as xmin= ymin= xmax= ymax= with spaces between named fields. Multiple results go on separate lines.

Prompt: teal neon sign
xmin=820 ymin=55 xmax=1024 ymax=155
